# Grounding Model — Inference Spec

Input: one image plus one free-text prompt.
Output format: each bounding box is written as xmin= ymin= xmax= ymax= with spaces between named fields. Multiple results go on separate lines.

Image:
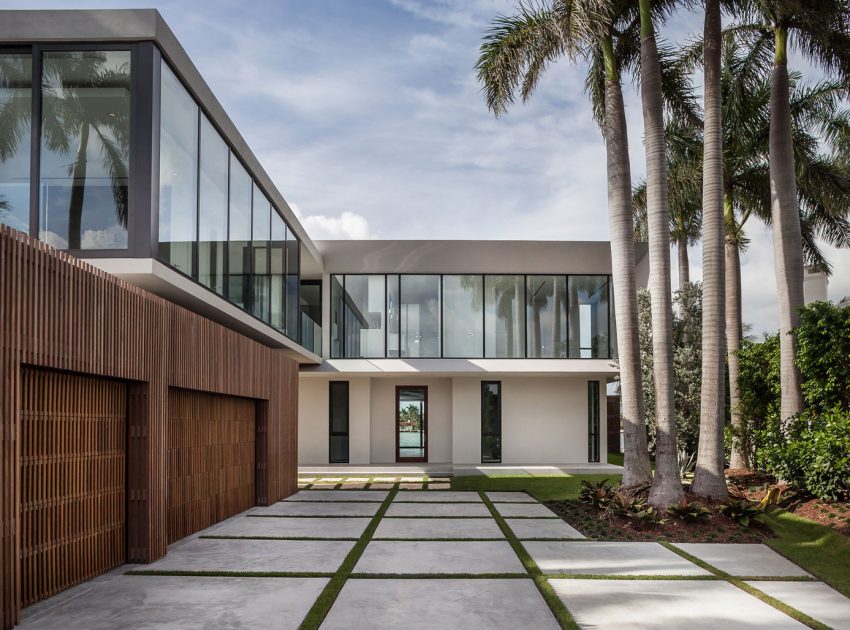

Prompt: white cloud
xmin=81 ymin=224 xmax=127 ymax=249
xmin=294 ymin=207 xmax=377 ymax=240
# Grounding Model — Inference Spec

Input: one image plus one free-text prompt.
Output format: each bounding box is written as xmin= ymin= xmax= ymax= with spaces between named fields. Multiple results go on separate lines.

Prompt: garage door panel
xmin=167 ymin=390 xmax=255 ymax=544
xmin=20 ymin=369 xmax=126 ymax=607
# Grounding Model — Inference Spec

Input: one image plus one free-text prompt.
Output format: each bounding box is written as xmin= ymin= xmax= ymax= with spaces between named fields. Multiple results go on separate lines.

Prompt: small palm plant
xmin=666 ymin=498 xmax=711 ymax=521
xmin=578 ymin=478 xmax=615 ymax=509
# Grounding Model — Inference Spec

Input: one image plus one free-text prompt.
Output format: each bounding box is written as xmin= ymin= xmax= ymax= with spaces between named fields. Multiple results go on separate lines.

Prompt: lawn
xmin=451 ymin=473 xmax=621 ymax=502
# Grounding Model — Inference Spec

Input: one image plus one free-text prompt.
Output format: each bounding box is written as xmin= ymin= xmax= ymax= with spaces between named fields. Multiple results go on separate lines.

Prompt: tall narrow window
xmin=481 ymin=381 xmax=501 ymax=463
xmin=0 ymin=53 xmax=32 ymax=234
xmin=158 ymin=61 xmax=197 ymax=274
xmin=197 ymin=115 xmax=228 ymax=295
xmin=588 ymin=380 xmax=600 ymax=462
xmin=527 ymin=276 xmax=567 ymax=358
xmin=329 ymin=381 xmax=349 ymax=464
xmin=269 ymin=209 xmax=285 ymax=331
xmin=330 ymin=274 xmax=344 ymax=358
xmin=386 ymin=274 xmax=400 ymax=358
xmin=443 ymin=275 xmax=483 ymax=357
xmin=285 ymin=225 xmax=300 ymax=340
xmin=251 ymin=187 xmax=270 ymax=323
xmin=400 ymin=274 xmax=440 ymax=358
xmin=569 ymin=276 xmax=610 ymax=358
xmin=485 ymin=275 xmax=525 ymax=358
xmin=41 ymin=50 xmax=131 ymax=250
xmin=343 ymin=275 xmax=386 ymax=358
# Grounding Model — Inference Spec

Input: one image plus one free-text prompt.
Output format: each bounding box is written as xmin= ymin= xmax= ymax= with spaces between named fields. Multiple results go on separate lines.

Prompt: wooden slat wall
xmin=0 ymin=225 xmax=299 ymax=629
xmin=20 ymin=369 xmax=126 ymax=607
xmin=167 ymin=389 xmax=256 ymax=544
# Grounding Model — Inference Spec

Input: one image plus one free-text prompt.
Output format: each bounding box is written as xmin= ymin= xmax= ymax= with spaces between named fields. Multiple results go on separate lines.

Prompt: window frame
xmin=481 ymin=380 xmax=502 ymax=464
xmin=328 ymin=380 xmax=350 ymax=464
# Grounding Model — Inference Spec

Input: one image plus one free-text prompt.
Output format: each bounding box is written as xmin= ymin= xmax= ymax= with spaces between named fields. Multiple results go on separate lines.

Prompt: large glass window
xmin=197 ymin=115 xmax=228 ymax=295
xmin=400 ymin=275 xmax=440 ymax=358
xmin=485 ymin=275 xmax=525 ymax=358
xmin=329 ymin=381 xmax=349 ymax=464
xmin=527 ymin=275 xmax=567 ymax=358
xmin=227 ymin=156 xmax=251 ymax=308
xmin=443 ymin=275 xmax=483 ymax=358
xmin=343 ymin=275 xmax=386 ymax=358
xmin=0 ymin=53 xmax=32 ymax=234
xmin=285 ymin=225 xmax=300 ymax=339
xmin=387 ymin=274 xmax=400 ymax=358
xmin=251 ymin=187 xmax=270 ymax=323
xmin=300 ymin=280 xmax=322 ymax=356
xmin=40 ymin=50 xmax=130 ymax=250
xmin=330 ymin=275 xmax=344 ymax=358
xmin=270 ymin=209 xmax=286 ymax=331
xmin=569 ymin=275 xmax=610 ymax=358
xmin=158 ymin=61 xmax=197 ymax=275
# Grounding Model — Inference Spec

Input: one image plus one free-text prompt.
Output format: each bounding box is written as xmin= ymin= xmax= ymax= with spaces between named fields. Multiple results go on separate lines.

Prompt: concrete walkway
xmin=19 ymin=484 xmax=850 ymax=629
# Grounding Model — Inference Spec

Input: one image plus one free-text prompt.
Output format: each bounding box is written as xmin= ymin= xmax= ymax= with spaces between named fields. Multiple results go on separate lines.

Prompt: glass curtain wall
xmin=0 ymin=53 xmax=32 ymax=234
xmin=270 ymin=209 xmax=286 ymax=331
xmin=485 ymin=275 xmax=525 ymax=358
xmin=527 ymin=275 xmax=567 ymax=358
xmin=285 ymin=226 xmax=299 ymax=338
xmin=400 ymin=274 xmax=440 ymax=358
xmin=197 ymin=115 xmax=228 ymax=295
xmin=251 ymin=187 xmax=270 ymax=324
xmin=442 ymin=275 xmax=483 ymax=357
xmin=40 ymin=50 xmax=131 ymax=250
xmin=342 ymin=275 xmax=386 ymax=358
xmin=568 ymin=275 xmax=610 ymax=358
xmin=227 ymin=157 xmax=251 ymax=308
xmin=300 ymin=280 xmax=322 ymax=356
xmin=387 ymin=274 xmax=400 ymax=358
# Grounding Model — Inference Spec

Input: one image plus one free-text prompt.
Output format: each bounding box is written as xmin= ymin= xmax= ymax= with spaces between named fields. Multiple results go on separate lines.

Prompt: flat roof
xmin=0 ymin=8 xmax=323 ymax=273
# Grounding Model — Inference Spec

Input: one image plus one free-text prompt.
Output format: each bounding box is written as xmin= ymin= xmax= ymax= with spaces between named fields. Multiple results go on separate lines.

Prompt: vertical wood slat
xmin=0 ymin=225 xmax=298 ymax=629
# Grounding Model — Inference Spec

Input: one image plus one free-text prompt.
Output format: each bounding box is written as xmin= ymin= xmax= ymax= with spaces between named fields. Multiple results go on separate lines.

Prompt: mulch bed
xmin=545 ymin=499 xmax=771 ymax=543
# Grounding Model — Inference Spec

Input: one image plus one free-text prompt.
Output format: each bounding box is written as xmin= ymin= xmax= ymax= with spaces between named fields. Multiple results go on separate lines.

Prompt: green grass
xmin=451 ymin=474 xmax=620 ymax=502
xmin=759 ymin=508 xmax=850 ymax=598
xmin=479 ymin=491 xmax=578 ymax=629
xmin=607 ymin=452 xmax=624 ymax=467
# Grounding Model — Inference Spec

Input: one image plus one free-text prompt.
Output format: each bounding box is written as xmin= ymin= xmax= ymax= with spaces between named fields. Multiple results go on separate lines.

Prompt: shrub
xmin=578 ymin=478 xmax=615 ymax=509
xmin=718 ymin=499 xmax=763 ymax=528
xmin=608 ymin=493 xmax=664 ymax=527
xmin=796 ymin=301 xmax=850 ymax=412
xmin=667 ymin=498 xmax=711 ymax=521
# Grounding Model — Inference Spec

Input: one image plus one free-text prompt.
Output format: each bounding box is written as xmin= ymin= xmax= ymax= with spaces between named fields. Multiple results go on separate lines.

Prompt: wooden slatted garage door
xmin=167 ymin=389 xmax=256 ymax=543
xmin=20 ymin=369 xmax=127 ymax=607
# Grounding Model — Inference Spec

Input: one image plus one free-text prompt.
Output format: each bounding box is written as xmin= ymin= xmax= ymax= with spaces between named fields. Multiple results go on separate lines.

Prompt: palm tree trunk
xmin=677 ymin=236 xmax=689 ymax=291
xmin=602 ymin=32 xmax=651 ymax=486
xmin=551 ymin=286 xmax=562 ymax=357
xmin=769 ymin=26 xmax=805 ymax=424
xmin=68 ymin=123 xmax=90 ymax=250
xmin=726 ymin=217 xmax=747 ymax=469
xmin=639 ymin=0 xmax=683 ymax=508
xmin=692 ymin=0 xmax=728 ymax=498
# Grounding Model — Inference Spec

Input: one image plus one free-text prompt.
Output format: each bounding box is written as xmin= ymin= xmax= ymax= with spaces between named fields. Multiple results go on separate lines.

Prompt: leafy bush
xmin=608 ymin=493 xmax=664 ymax=527
xmin=796 ymin=301 xmax=850 ymax=412
xmin=718 ymin=499 xmax=763 ymax=528
xmin=578 ymin=478 xmax=615 ymax=509
xmin=666 ymin=498 xmax=711 ymax=521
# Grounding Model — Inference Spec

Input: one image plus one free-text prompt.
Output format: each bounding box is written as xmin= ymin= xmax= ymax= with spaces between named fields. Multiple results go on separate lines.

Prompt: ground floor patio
xmin=18 ymin=483 xmax=850 ymax=629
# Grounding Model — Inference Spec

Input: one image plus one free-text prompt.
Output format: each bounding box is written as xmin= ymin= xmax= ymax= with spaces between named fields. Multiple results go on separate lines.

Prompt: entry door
xmin=396 ymin=386 xmax=427 ymax=462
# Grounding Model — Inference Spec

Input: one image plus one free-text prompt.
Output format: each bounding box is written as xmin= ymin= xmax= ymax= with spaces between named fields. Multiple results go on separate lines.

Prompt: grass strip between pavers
xmin=660 ymin=542 xmax=830 ymax=630
xmin=125 ymin=569 xmax=334 ymax=578
xmin=479 ymin=491 xmax=578 ymax=630
xmin=298 ymin=487 xmax=399 ymax=630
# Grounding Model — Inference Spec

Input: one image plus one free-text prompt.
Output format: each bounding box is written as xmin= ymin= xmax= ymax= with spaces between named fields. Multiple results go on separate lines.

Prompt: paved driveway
xmin=19 ymin=485 xmax=850 ymax=629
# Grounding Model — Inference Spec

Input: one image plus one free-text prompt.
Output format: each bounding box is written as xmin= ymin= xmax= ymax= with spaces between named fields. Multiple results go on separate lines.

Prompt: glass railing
xmin=301 ymin=312 xmax=322 ymax=357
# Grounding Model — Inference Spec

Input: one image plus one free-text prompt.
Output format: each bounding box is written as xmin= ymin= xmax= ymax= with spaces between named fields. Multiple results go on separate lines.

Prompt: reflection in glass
xmin=481 ymin=381 xmax=501 ymax=463
xmin=0 ymin=53 xmax=32 ymax=233
xmin=526 ymin=276 xmax=567 ymax=358
xmin=329 ymin=381 xmax=349 ymax=463
xmin=330 ymin=275 xmax=344 ymax=358
xmin=443 ymin=275 xmax=483 ymax=358
xmin=40 ymin=51 xmax=130 ymax=250
xmin=343 ymin=275 xmax=385 ymax=358
xmin=285 ymin=226 xmax=299 ymax=339
xmin=158 ymin=61 xmax=197 ymax=274
xmin=588 ymin=380 xmax=600 ymax=462
xmin=227 ymin=157 xmax=251 ymax=308
xmin=198 ymin=115 xmax=228 ymax=294
xmin=485 ymin=275 xmax=525 ymax=358
xmin=569 ymin=275 xmax=610 ymax=358
xmin=300 ymin=281 xmax=322 ymax=356
xmin=270 ymin=209 xmax=285 ymax=331
xmin=397 ymin=387 xmax=426 ymax=461
xmin=251 ymin=187 xmax=270 ymax=323
xmin=386 ymin=274 xmax=400 ymax=358
xmin=400 ymin=275 xmax=440 ymax=358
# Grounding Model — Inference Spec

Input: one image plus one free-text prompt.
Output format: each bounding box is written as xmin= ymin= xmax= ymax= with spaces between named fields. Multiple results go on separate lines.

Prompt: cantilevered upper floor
xmin=0 ymin=9 xmax=323 ymax=362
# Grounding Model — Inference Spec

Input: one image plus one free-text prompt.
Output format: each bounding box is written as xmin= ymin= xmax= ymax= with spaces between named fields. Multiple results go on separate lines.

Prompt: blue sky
xmin=5 ymin=0 xmax=848 ymax=334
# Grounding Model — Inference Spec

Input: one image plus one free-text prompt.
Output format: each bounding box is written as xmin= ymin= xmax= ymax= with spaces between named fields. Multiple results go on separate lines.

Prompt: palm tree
xmin=666 ymin=33 xmax=850 ymax=467
xmin=477 ymin=0 xmax=693 ymax=487
xmin=638 ymin=0 xmax=684 ymax=507
xmin=692 ymin=0 xmax=727 ymax=498
xmin=40 ymin=51 xmax=130 ymax=250
xmin=733 ymin=1 xmax=850 ymax=424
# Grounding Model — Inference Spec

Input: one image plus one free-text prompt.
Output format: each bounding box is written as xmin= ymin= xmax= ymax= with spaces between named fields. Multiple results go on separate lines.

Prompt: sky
xmin=5 ymin=0 xmax=849 ymax=336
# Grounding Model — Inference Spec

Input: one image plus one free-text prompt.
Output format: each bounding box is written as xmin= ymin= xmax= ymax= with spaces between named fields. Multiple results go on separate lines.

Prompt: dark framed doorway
xmin=481 ymin=381 xmax=502 ymax=463
xmin=396 ymin=386 xmax=428 ymax=462
xmin=329 ymin=381 xmax=350 ymax=463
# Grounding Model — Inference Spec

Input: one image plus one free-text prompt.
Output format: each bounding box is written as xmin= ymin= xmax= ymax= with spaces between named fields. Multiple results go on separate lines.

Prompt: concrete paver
xmin=250 ymin=501 xmax=380 ymax=517
xmin=493 ymin=502 xmax=558 ymax=518
xmin=485 ymin=491 xmax=537 ymax=503
xmin=285 ymin=489 xmax=389 ymax=502
xmin=322 ymin=579 xmax=559 ymax=629
xmin=395 ymin=490 xmax=482 ymax=502
xmin=385 ymin=502 xmax=491 ymax=518
xmin=748 ymin=580 xmax=850 ymax=628
xmin=525 ymin=541 xmax=711 ymax=576
xmin=506 ymin=518 xmax=585 ymax=540
xmin=206 ymin=516 xmax=370 ymax=539
xmin=549 ymin=578 xmax=805 ymax=629
xmin=373 ymin=518 xmax=504 ymax=539
xmin=354 ymin=540 xmax=525 ymax=575
xmin=674 ymin=543 xmax=812 ymax=577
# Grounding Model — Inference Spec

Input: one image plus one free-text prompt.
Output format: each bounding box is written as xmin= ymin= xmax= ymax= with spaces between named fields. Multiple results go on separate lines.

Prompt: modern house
xmin=0 ymin=9 xmax=643 ymax=628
